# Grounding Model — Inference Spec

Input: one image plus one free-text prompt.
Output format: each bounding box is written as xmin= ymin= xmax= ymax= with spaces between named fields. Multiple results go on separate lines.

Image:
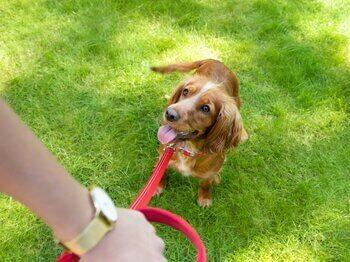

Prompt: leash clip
xmin=166 ymin=143 xmax=175 ymax=149
xmin=179 ymin=146 xmax=195 ymax=157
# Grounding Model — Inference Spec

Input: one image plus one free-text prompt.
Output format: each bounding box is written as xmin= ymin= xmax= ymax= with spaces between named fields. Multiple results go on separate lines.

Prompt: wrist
xmin=56 ymin=187 xmax=118 ymax=256
xmin=51 ymin=187 xmax=95 ymax=242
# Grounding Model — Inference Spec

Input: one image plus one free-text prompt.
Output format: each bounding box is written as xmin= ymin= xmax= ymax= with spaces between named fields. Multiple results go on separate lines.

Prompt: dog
xmin=152 ymin=59 xmax=248 ymax=207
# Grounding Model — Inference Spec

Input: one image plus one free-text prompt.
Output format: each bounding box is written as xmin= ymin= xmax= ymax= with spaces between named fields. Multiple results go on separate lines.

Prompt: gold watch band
xmin=61 ymin=215 xmax=112 ymax=255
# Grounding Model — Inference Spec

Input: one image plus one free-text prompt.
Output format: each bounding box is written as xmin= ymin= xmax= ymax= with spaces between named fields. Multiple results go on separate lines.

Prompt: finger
xmin=155 ymin=236 xmax=165 ymax=252
xmin=147 ymin=235 xmax=165 ymax=254
xmin=151 ymin=254 xmax=167 ymax=262
xmin=148 ymin=224 xmax=156 ymax=234
xmin=133 ymin=210 xmax=147 ymax=221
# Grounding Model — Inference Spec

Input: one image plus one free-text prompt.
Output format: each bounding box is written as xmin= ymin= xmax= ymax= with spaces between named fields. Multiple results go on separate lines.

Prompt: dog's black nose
xmin=165 ymin=108 xmax=180 ymax=122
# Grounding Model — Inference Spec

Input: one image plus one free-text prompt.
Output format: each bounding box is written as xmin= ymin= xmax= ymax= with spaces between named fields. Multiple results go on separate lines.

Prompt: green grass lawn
xmin=1 ymin=0 xmax=350 ymax=261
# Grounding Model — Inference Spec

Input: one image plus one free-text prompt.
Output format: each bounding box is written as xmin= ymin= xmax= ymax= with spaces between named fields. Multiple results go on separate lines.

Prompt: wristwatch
xmin=60 ymin=187 xmax=118 ymax=255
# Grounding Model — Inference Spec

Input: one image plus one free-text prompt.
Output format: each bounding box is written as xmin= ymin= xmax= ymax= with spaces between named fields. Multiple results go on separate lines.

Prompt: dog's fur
xmin=152 ymin=59 xmax=248 ymax=207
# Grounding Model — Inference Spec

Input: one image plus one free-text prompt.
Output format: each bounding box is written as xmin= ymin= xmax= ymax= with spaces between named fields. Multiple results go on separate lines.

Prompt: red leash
xmin=57 ymin=147 xmax=207 ymax=262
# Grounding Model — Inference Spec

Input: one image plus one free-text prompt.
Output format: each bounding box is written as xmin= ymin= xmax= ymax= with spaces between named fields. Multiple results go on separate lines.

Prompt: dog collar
xmin=178 ymin=145 xmax=203 ymax=157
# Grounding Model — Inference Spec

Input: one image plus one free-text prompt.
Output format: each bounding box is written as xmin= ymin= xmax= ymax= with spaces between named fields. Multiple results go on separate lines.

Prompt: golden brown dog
xmin=152 ymin=59 xmax=248 ymax=207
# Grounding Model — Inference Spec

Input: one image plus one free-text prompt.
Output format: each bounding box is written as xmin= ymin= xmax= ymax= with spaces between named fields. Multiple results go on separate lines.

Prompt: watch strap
xmin=61 ymin=216 xmax=111 ymax=255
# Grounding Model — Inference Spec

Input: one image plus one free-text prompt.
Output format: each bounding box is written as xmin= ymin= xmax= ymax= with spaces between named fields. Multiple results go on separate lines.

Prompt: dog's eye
xmin=182 ymin=88 xmax=189 ymax=96
xmin=200 ymin=105 xmax=210 ymax=113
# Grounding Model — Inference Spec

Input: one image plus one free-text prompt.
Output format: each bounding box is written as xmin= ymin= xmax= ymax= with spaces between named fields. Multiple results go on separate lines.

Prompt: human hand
xmin=80 ymin=208 xmax=165 ymax=262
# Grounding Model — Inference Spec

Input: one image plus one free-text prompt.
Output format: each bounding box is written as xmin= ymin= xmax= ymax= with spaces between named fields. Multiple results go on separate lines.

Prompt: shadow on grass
xmin=1 ymin=0 xmax=350 ymax=260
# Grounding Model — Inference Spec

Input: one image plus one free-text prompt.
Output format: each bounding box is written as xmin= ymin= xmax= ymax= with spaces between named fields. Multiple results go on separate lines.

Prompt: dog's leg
xmin=151 ymin=60 xmax=208 ymax=74
xmin=197 ymin=174 xmax=219 ymax=207
xmin=155 ymin=172 xmax=167 ymax=196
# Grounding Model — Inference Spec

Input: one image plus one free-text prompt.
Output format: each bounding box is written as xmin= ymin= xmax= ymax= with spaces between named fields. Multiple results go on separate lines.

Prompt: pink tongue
xmin=157 ymin=125 xmax=178 ymax=144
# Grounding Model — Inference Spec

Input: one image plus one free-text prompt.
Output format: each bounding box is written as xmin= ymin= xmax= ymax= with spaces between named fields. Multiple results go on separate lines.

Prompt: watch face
xmin=91 ymin=187 xmax=118 ymax=222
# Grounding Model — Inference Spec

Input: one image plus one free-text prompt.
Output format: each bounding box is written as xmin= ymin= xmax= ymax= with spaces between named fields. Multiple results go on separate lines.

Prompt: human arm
xmin=0 ymin=99 xmax=164 ymax=261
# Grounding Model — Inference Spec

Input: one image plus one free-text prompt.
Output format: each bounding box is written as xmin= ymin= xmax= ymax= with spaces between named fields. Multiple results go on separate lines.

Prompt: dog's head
xmin=158 ymin=76 xmax=248 ymax=153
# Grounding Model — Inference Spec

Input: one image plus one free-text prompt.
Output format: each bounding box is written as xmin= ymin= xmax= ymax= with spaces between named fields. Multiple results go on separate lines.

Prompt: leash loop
xmin=57 ymin=146 xmax=207 ymax=262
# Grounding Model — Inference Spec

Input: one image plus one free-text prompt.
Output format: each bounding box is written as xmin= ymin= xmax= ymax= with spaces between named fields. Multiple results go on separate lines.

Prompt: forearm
xmin=0 ymin=99 xmax=93 ymax=241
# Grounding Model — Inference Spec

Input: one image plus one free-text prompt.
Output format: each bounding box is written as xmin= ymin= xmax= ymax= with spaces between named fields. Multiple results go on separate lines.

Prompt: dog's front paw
xmin=154 ymin=185 xmax=165 ymax=197
xmin=197 ymin=196 xmax=213 ymax=208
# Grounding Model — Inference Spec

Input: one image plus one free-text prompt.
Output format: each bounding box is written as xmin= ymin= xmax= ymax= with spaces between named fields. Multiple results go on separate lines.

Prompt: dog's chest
xmin=169 ymin=143 xmax=199 ymax=177
xmin=166 ymin=141 xmax=215 ymax=177
xmin=174 ymin=153 xmax=194 ymax=177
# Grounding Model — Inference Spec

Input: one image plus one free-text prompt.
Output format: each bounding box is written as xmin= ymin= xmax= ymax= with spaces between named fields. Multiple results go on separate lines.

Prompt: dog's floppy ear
xmin=204 ymin=98 xmax=245 ymax=153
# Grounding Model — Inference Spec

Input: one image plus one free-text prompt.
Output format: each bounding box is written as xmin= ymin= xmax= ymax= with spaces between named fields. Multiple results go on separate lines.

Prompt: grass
xmin=0 ymin=0 xmax=350 ymax=261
